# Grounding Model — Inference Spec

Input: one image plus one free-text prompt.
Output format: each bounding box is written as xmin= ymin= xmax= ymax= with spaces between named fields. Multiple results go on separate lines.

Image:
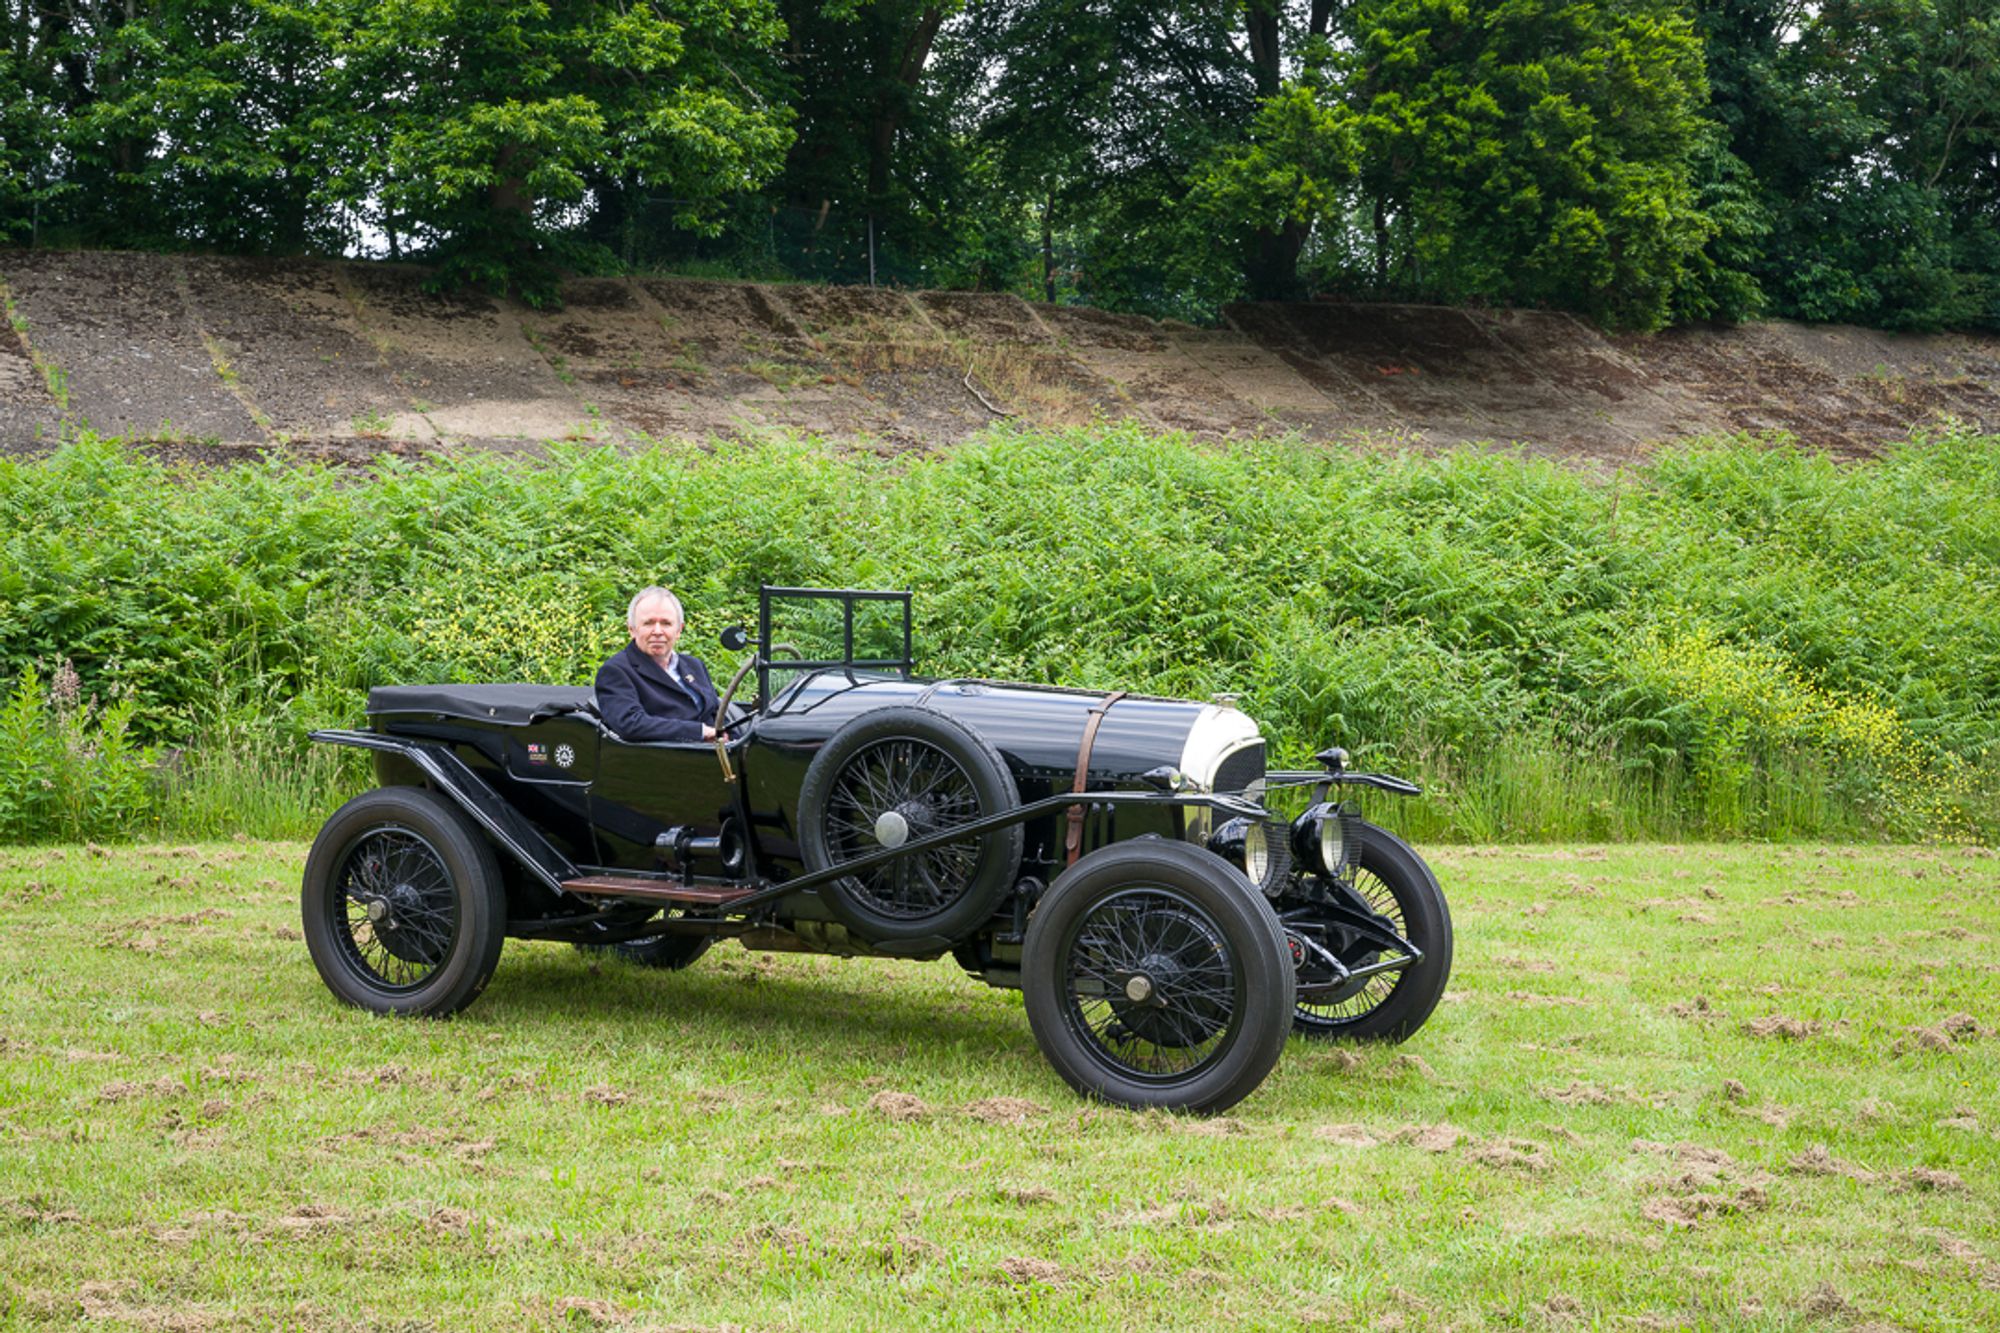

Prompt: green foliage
xmin=3 ymin=429 xmax=1999 ymax=844
xmin=327 ymin=0 xmax=794 ymax=302
xmin=8 ymin=0 xmax=1996 ymax=329
xmin=1189 ymin=80 xmax=1359 ymax=271
xmin=1668 ymin=127 xmax=1771 ymax=324
xmin=150 ymin=720 xmax=366 ymax=841
xmin=0 ymin=0 xmax=793 ymax=296
xmin=1336 ymin=0 xmax=1716 ymax=329
xmin=0 ymin=662 xmax=157 ymax=844
xmin=1692 ymin=0 xmax=2000 ymax=331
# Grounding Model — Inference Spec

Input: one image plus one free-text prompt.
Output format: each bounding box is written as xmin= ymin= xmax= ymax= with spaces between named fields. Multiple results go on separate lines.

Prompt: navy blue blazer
xmin=593 ymin=643 xmax=720 ymax=743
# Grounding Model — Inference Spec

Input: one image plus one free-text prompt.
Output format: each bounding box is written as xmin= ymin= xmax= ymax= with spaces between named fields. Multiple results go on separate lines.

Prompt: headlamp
xmin=1208 ymin=816 xmax=1272 ymax=888
xmin=1291 ymin=802 xmax=1351 ymax=876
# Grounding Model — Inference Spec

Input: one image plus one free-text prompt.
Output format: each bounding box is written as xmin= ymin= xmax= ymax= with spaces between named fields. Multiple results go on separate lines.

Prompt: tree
xmin=1349 ymin=0 xmax=1717 ymax=328
xmin=1692 ymin=0 xmax=2000 ymax=330
xmin=327 ymin=0 xmax=794 ymax=302
xmin=0 ymin=3 xmax=58 ymax=242
xmin=1233 ymin=0 xmax=1346 ymax=298
xmin=942 ymin=0 xmax=1122 ymax=300
xmin=84 ymin=0 xmax=344 ymax=252
xmin=1187 ymin=75 xmax=1360 ymax=299
xmin=943 ymin=0 xmax=1257 ymax=314
xmin=1794 ymin=0 xmax=1999 ymax=328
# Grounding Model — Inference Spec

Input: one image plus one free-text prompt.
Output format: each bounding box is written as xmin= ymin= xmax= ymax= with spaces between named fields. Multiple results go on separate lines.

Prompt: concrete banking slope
xmin=5 ymin=249 xmax=1998 ymax=465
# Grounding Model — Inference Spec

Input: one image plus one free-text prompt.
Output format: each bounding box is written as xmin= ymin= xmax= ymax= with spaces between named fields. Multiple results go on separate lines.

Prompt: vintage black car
xmin=303 ymin=585 xmax=1452 ymax=1113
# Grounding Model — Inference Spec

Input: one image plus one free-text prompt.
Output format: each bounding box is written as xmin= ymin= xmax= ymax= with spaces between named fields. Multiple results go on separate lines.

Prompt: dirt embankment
xmin=5 ymin=249 xmax=1998 ymax=466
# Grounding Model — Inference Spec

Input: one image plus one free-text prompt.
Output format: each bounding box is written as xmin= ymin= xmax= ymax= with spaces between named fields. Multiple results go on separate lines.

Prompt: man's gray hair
xmin=626 ymin=586 xmax=684 ymax=628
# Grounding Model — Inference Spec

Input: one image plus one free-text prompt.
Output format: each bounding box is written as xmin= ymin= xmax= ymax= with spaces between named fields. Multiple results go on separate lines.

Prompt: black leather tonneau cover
xmin=366 ymin=684 xmax=595 ymax=726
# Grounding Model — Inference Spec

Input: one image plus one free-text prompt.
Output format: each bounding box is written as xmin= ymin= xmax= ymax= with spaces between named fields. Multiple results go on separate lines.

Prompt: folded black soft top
xmin=367 ymin=684 xmax=596 ymax=726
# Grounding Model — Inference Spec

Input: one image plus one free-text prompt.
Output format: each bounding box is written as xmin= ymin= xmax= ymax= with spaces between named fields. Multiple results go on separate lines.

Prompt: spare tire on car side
xmin=797 ymin=706 xmax=1024 ymax=950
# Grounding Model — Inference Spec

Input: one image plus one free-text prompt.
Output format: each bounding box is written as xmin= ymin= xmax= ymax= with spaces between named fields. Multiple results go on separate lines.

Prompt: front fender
xmin=309 ymin=730 xmax=579 ymax=894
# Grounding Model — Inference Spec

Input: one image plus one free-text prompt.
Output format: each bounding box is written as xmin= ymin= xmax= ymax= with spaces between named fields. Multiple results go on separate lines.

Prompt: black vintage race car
xmin=303 ymin=585 xmax=1452 ymax=1113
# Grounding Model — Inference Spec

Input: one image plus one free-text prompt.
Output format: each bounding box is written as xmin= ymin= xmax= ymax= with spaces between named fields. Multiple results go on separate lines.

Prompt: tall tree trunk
xmin=1242 ymin=0 xmax=1317 ymax=296
xmin=1246 ymin=0 xmax=1281 ymax=97
xmin=1245 ymin=220 xmax=1309 ymax=301
xmin=1373 ymin=195 xmax=1390 ymax=288
xmin=866 ymin=5 xmax=945 ymax=201
xmin=491 ymin=143 xmax=533 ymax=220
xmin=1041 ymin=188 xmax=1056 ymax=303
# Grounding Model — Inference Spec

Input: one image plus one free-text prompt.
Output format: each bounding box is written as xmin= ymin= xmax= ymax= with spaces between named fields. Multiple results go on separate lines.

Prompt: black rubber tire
xmin=573 ymin=919 xmax=714 ymax=971
xmin=301 ymin=787 xmax=508 ymax=1018
xmin=1289 ymin=820 xmax=1452 ymax=1042
xmin=797 ymin=706 xmax=1023 ymax=946
xmin=1022 ymin=840 xmax=1294 ymax=1114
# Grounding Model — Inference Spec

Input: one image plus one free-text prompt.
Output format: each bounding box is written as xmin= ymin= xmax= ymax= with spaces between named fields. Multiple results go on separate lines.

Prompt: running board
xmin=559 ymin=876 xmax=758 ymax=907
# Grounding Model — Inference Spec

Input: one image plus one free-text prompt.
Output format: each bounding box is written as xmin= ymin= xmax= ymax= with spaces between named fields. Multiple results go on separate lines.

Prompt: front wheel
xmin=1287 ymin=820 xmax=1452 ymax=1042
xmin=1023 ymin=840 xmax=1294 ymax=1114
xmin=301 ymin=787 xmax=508 ymax=1017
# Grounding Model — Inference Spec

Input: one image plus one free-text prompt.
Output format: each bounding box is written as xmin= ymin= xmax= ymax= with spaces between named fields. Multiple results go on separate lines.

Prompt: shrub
xmin=2 ymin=428 xmax=1997 ymax=843
xmin=0 ymin=661 xmax=157 ymax=843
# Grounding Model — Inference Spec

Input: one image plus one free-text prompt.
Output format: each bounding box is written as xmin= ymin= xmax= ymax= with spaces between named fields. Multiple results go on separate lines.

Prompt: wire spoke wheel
xmin=332 ymin=827 xmax=459 ymax=992
xmin=1293 ymin=861 xmax=1407 ymax=1024
xmin=1285 ymin=820 xmax=1453 ymax=1043
xmin=824 ymin=737 xmax=982 ymax=919
xmin=1063 ymin=889 xmax=1239 ymax=1079
xmin=798 ymin=707 xmax=1022 ymax=946
xmin=1024 ymin=841 xmax=1293 ymax=1114
xmin=301 ymin=787 xmax=508 ymax=1018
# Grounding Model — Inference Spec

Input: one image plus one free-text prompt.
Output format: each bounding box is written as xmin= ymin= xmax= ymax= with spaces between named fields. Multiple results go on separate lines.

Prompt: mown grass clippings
xmin=0 ymin=840 xmax=1995 ymax=1329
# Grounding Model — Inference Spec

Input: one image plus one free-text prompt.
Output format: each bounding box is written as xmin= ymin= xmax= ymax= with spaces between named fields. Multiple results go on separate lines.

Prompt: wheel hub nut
xmin=1124 ymin=974 xmax=1154 ymax=1003
xmin=366 ymin=899 xmax=390 ymax=923
xmin=873 ymin=809 xmax=910 ymax=848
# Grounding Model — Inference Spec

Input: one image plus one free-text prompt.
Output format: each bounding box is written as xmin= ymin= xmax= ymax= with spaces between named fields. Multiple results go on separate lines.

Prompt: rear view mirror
xmin=719 ymin=625 xmax=752 ymax=652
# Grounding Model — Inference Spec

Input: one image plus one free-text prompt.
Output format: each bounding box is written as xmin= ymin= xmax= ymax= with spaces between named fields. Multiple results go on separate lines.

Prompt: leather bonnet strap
xmin=1064 ymin=691 xmax=1127 ymax=867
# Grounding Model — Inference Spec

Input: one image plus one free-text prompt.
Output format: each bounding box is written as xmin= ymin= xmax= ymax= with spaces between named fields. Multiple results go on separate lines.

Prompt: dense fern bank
xmin=2 ymin=428 xmax=1995 ymax=844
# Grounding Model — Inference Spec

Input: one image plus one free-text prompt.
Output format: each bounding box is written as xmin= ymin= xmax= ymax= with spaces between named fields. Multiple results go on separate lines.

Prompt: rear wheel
xmin=301 ymin=787 xmax=508 ymax=1017
xmin=1023 ymin=841 xmax=1293 ymax=1113
xmin=1288 ymin=820 xmax=1452 ymax=1042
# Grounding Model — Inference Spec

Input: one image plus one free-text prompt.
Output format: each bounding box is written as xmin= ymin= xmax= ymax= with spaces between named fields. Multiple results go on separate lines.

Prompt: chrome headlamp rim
xmin=1243 ymin=818 xmax=1271 ymax=886
xmin=1207 ymin=815 xmax=1277 ymax=890
xmin=1292 ymin=801 xmax=1351 ymax=877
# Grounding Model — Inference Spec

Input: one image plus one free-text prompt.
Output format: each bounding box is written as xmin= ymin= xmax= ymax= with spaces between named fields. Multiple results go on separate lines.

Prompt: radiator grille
xmin=1210 ymin=740 xmax=1265 ymax=795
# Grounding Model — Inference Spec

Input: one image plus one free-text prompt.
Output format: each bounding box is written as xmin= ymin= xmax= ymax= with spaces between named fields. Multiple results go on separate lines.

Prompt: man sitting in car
xmin=594 ymin=586 xmax=720 ymax=742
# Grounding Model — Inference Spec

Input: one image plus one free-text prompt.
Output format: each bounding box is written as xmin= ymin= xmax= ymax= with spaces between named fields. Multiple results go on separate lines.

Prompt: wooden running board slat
xmin=561 ymin=876 xmax=756 ymax=906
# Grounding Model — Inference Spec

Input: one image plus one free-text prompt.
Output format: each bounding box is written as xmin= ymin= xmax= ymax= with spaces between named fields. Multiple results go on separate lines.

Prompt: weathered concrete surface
xmin=4 ymin=248 xmax=1999 ymax=463
xmin=2 ymin=251 xmax=261 ymax=442
xmin=341 ymin=265 xmax=594 ymax=447
xmin=0 ymin=319 xmax=62 ymax=447
xmin=180 ymin=256 xmax=429 ymax=442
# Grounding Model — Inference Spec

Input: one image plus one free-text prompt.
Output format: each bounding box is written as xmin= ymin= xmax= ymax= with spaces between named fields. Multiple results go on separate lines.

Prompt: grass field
xmin=1 ymin=841 xmax=1996 ymax=1330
